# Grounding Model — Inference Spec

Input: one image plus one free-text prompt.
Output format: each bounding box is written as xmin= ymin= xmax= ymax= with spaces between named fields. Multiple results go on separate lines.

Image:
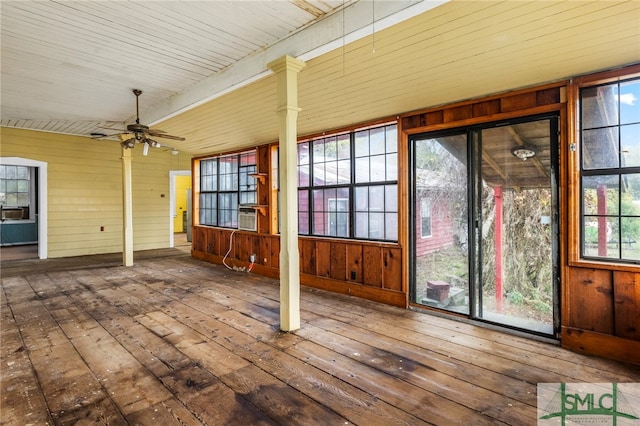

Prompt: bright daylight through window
xmin=580 ymin=76 xmax=640 ymax=262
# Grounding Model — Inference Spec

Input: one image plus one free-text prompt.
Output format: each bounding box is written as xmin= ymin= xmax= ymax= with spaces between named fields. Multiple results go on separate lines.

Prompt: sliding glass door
xmin=410 ymin=116 xmax=559 ymax=337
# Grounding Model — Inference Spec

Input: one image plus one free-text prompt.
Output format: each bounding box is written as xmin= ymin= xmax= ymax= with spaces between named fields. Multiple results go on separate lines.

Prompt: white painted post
xmin=122 ymin=147 xmax=134 ymax=266
xmin=268 ymin=55 xmax=306 ymax=332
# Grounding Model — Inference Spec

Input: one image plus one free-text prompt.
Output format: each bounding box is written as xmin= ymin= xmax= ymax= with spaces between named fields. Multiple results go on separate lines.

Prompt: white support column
xmin=122 ymin=147 xmax=134 ymax=266
xmin=268 ymin=55 xmax=306 ymax=332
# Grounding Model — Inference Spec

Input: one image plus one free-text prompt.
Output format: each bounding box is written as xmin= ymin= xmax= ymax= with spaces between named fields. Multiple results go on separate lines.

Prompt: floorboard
xmin=2 ymin=249 xmax=639 ymax=425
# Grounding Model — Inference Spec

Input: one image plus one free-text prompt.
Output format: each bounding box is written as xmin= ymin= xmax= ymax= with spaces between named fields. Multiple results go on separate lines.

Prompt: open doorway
xmin=170 ymin=170 xmax=191 ymax=249
xmin=410 ymin=115 xmax=559 ymax=337
xmin=0 ymin=157 xmax=48 ymax=260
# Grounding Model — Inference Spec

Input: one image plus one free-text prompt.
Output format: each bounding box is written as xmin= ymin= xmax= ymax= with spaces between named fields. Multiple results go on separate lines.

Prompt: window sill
xmin=568 ymin=257 xmax=640 ymax=273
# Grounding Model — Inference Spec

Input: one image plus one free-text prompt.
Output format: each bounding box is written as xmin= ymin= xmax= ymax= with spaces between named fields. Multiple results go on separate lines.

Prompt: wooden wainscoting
xmin=192 ymin=226 xmax=406 ymax=307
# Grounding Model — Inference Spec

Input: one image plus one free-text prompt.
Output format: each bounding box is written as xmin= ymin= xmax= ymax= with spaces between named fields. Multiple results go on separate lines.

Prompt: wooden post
xmin=268 ymin=55 xmax=306 ymax=332
xmin=597 ymin=184 xmax=607 ymax=257
xmin=494 ymin=186 xmax=503 ymax=314
xmin=122 ymin=147 xmax=134 ymax=267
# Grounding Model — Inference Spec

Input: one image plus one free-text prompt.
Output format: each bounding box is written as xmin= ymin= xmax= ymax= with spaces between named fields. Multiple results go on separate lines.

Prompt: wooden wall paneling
xmin=300 ymin=238 xmax=316 ymax=275
xmin=329 ymin=242 xmax=347 ymax=281
xmin=316 ymin=240 xmax=331 ymax=278
xmin=472 ymin=100 xmax=500 ymax=117
xmin=192 ymin=226 xmax=207 ymax=253
xmin=566 ymin=268 xmax=614 ymax=334
xmin=363 ymin=246 xmax=383 ymax=288
xmin=613 ymin=271 xmax=640 ymax=341
xmin=269 ymin=236 xmax=280 ymax=269
xmin=382 ymin=247 xmax=402 ymax=292
xmin=235 ymin=233 xmax=249 ymax=264
xmin=500 ymin=92 xmax=537 ymax=112
xmin=443 ymin=105 xmax=472 ymax=123
xmin=346 ymin=244 xmax=363 ymax=284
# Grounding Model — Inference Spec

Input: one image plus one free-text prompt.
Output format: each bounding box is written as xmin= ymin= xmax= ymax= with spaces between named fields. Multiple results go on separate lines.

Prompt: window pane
xmin=385 ymin=212 xmax=398 ymax=241
xmin=583 ymin=216 xmax=617 ymax=259
xmin=620 ymin=80 xmax=640 ymax=125
xmin=621 ymin=124 xmax=640 ymax=167
xmin=17 ymin=193 xmax=29 ymax=206
xmin=355 ymin=157 xmax=369 ymax=183
xmin=337 ymin=134 xmax=350 ymax=159
xmin=621 ymin=217 xmax=640 ymax=260
xmin=313 ymin=139 xmax=325 ymax=162
xmin=355 ymin=186 xmax=368 ymax=211
xmin=385 ymin=124 xmax=398 ymax=153
xmin=369 ymin=185 xmax=384 ymax=210
xmin=370 ymin=127 xmax=385 ymax=155
xmin=622 ymin=174 xmax=640 ymax=215
xmin=369 ymin=155 xmax=386 ymax=182
xmin=17 ymin=167 xmax=29 ymax=179
xmin=298 ymin=189 xmax=309 ymax=234
xmin=0 ymin=166 xmax=5 ymax=178
xmin=583 ymin=175 xmax=619 ymax=215
xmin=298 ymin=164 xmax=310 ymax=187
xmin=582 ymin=85 xmax=619 ymax=129
xmin=6 ymin=180 xmax=17 ymax=192
xmin=6 ymin=166 xmax=17 ymax=179
xmin=582 ymin=127 xmax=619 ymax=169
xmin=386 ymin=153 xmax=398 ymax=181
xmin=6 ymin=194 xmax=17 ymax=206
xmin=355 ymin=212 xmax=368 ymax=238
xmin=17 ymin=180 xmax=29 ymax=192
xmin=337 ymin=159 xmax=350 ymax=184
xmin=385 ymin=184 xmax=398 ymax=211
xmin=369 ymin=212 xmax=384 ymax=239
xmin=355 ymin=130 xmax=369 ymax=157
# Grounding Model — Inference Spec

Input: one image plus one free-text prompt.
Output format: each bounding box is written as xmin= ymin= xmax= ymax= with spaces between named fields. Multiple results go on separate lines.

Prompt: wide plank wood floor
xmin=2 ymin=248 xmax=639 ymax=425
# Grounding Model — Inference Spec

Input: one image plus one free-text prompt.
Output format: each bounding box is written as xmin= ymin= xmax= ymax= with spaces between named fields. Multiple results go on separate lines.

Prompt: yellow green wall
xmin=1 ymin=127 xmax=188 ymax=258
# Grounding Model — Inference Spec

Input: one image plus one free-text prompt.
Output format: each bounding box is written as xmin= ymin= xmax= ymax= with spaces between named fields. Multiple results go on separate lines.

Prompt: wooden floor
xmin=2 ymin=249 xmax=639 ymax=425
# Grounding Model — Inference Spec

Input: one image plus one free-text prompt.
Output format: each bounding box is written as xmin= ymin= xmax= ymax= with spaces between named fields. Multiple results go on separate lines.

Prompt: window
xmin=199 ymin=150 xmax=257 ymax=229
xmin=0 ymin=165 xmax=33 ymax=220
xmin=298 ymin=123 xmax=398 ymax=241
xmin=580 ymin=75 xmax=640 ymax=262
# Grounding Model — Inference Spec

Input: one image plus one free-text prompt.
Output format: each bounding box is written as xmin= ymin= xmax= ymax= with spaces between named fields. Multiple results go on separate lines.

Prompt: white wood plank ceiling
xmin=1 ymin=1 xmax=639 ymax=156
xmin=0 ymin=0 xmax=444 ymax=151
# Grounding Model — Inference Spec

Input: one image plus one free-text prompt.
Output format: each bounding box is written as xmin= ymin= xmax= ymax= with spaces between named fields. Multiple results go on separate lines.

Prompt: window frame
xmin=297 ymin=122 xmax=399 ymax=242
xmin=198 ymin=150 xmax=257 ymax=230
xmin=571 ymin=64 xmax=640 ymax=269
xmin=0 ymin=164 xmax=35 ymax=221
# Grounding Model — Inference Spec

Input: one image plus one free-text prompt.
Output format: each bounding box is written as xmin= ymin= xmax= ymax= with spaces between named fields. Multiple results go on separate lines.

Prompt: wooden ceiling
xmin=1 ymin=1 xmax=639 ymax=156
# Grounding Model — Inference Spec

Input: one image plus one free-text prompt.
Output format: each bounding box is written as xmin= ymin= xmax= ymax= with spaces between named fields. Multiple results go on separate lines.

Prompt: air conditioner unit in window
xmin=238 ymin=206 xmax=257 ymax=231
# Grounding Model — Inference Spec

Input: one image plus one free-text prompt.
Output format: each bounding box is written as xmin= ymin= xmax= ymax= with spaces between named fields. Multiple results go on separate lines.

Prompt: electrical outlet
xmin=350 ymin=271 xmax=356 ymax=280
xmin=249 ymin=254 xmax=256 ymax=263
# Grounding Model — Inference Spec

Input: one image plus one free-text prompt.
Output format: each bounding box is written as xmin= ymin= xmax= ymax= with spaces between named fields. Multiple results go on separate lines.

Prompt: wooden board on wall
xmin=330 ymin=243 xmax=347 ymax=282
xmin=300 ymin=238 xmax=316 ymax=276
xmin=346 ymin=245 xmax=363 ymax=284
xmin=566 ymin=268 xmax=613 ymax=334
xmin=382 ymin=248 xmax=402 ymax=292
xmin=363 ymin=246 xmax=383 ymax=288
xmin=315 ymin=241 xmax=331 ymax=278
xmin=613 ymin=271 xmax=640 ymax=341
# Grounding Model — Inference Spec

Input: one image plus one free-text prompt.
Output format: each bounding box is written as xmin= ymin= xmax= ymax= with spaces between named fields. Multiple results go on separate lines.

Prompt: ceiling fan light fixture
xmin=142 ymin=141 xmax=150 ymax=156
xmin=171 ymin=149 xmax=179 ymax=155
xmin=121 ymin=138 xmax=135 ymax=149
xmin=511 ymin=146 xmax=536 ymax=161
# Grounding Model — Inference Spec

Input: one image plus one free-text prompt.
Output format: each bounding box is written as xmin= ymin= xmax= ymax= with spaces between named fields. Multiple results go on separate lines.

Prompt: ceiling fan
xmin=92 ymin=89 xmax=185 ymax=155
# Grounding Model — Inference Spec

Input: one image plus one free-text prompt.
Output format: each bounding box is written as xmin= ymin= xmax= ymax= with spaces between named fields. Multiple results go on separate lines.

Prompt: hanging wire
xmin=372 ymin=0 xmax=376 ymax=54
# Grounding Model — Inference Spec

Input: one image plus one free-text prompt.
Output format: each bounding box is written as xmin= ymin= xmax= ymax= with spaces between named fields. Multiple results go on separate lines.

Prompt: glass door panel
xmin=476 ymin=119 xmax=556 ymax=335
xmin=411 ymin=133 xmax=469 ymax=314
